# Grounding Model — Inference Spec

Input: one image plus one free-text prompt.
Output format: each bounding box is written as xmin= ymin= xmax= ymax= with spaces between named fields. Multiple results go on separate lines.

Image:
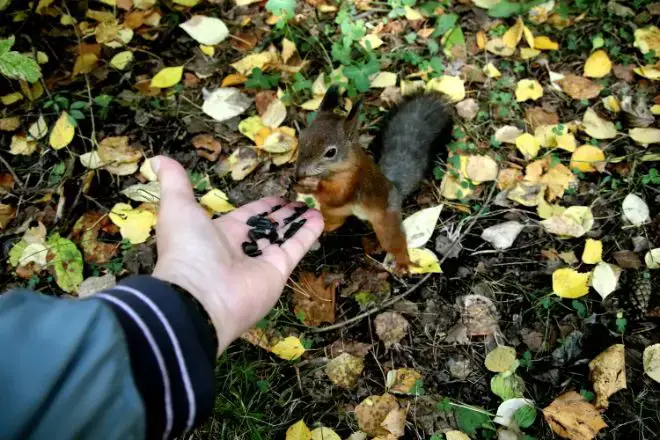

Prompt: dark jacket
xmin=0 ymin=276 xmax=216 ymax=440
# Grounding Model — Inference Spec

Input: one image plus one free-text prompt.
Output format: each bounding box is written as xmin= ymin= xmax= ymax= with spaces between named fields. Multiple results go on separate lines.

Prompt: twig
xmin=310 ymin=183 xmax=498 ymax=334
xmin=0 ymin=153 xmax=25 ymax=189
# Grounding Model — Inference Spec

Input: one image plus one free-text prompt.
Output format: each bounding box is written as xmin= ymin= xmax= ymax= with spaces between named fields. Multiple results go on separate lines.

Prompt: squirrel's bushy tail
xmin=376 ymin=92 xmax=452 ymax=201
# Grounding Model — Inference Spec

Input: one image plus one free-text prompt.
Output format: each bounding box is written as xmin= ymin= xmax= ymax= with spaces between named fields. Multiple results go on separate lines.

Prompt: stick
xmin=0 ymin=153 xmax=25 ymax=189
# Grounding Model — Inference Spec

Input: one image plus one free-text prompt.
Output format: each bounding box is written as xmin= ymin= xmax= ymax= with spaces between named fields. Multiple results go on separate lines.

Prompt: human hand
xmin=150 ymin=156 xmax=324 ymax=353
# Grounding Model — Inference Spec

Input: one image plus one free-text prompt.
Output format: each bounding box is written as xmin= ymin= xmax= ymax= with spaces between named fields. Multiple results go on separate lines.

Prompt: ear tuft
xmin=319 ymin=84 xmax=341 ymax=112
xmin=344 ymin=98 xmax=363 ymax=135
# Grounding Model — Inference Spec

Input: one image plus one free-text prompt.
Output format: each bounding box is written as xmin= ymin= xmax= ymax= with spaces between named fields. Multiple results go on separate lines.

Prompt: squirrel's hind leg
xmin=368 ymin=208 xmax=410 ymax=272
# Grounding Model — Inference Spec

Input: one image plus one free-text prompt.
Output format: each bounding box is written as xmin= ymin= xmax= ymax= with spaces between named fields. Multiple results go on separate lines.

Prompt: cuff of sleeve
xmin=93 ymin=275 xmax=215 ymax=440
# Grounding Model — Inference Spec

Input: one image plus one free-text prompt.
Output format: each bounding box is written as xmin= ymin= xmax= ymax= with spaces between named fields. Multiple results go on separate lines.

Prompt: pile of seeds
xmin=241 ymin=204 xmax=309 ymax=257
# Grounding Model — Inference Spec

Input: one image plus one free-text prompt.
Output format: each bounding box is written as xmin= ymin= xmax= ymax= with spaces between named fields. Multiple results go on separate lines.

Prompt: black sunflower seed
xmin=247 ymin=215 xmax=275 ymax=229
xmin=270 ymin=204 xmax=282 ymax=213
xmin=248 ymin=229 xmax=270 ymax=242
xmin=294 ymin=205 xmax=309 ymax=215
xmin=242 ymin=241 xmax=259 ymax=254
xmin=283 ymin=219 xmax=306 ymax=241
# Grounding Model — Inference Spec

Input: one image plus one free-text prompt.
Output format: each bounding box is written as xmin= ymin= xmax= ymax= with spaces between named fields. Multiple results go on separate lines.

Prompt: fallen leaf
xmin=121 ymin=181 xmax=161 ymax=203
xmin=445 ymin=431 xmax=471 ymax=440
xmin=634 ymin=63 xmax=660 ymax=80
xmin=10 ymin=135 xmax=37 ymax=155
xmin=558 ymin=74 xmax=603 ymax=100
xmin=481 ymin=221 xmax=524 ymax=250
xmin=622 ymin=193 xmax=650 ymax=226
xmin=582 ymin=108 xmax=617 ymax=139
xmin=0 ymin=116 xmax=20 ymax=131
xmin=47 ymin=233 xmax=84 ymax=293
xmin=402 ymin=205 xmax=442 ymax=248
xmin=515 ymin=133 xmax=541 ymax=160
xmin=374 ymin=311 xmax=409 ymax=349
xmin=494 ymin=398 xmax=535 ymax=428
xmin=591 ymin=262 xmax=621 ymax=299
xmin=582 ymin=239 xmax=602 ymax=264
xmin=498 ymin=168 xmax=523 ymax=190
xmin=270 ymin=335 xmax=306 ymax=360
xmin=370 ymin=71 xmax=397 ymax=88
xmin=634 ymin=26 xmax=660 ymax=54
xmin=72 ymin=53 xmax=98 ymax=77
xmin=455 ymin=98 xmax=479 ymax=120
xmin=192 ymin=133 xmax=222 ymax=161
xmin=645 ymin=248 xmax=660 ymax=269
xmin=202 ymin=87 xmax=253 ymax=122
xmin=262 ymin=98 xmax=287 ymax=128
xmin=286 ymin=420 xmax=312 ymax=440
xmin=589 ymin=344 xmax=626 ymax=409
xmin=221 ymin=73 xmax=248 ymax=87
xmin=570 ymin=145 xmax=605 ymax=173
xmin=542 ymin=206 xmax=594 ymax=238
xmin=231 ymin=51 xmax=278 ymax=75
xmin=426 ymin=75 xmax=465 ymax=102
xmin=613 ymin=250 xmax=641 ymax=269
xmin=485 ymin=346 xmax=517 ymax=373
xmin=260 ymin=127 xmax=297 ymax=154
xmin=109 ymin=203 xmax=157 ymax=244
xmin=543 ymin=391 xmax=607 ymax=440
xmin=1 ymin=92 xmax=23 ymax=105
xmin=310 ymin=427 xmax=341 ymax=440
xmin=150 ymin=65 xmax=184 ymax=88
xmin=630 ymin=127 xmax=660 ymax=146
xmin=110 ymin=51 xmax=134 ymax=70
xmin=354 ymin=394 xmax=401 ymax=437
xmin=326 ymin=352 xmax=364 ymax=388
xmin=534 ymin=36 xmax=559 ymax=50
xmin=179 ymin=15 xmax=229 ymax=45
xmin=495 ymin=125 xmax=524 ymax=144
xmin=542 ymin=163 xmax=577 ymax=200
xmin=293 ymin=272 xmax=337 ymax=326
xmin=516 ymin=79 xmax=543 ymax=102
xmin=491 ymin=371 xmax=525 ymax=400
xmin=525 ymin=107 xmax=559 ymax=130
xmin=199 ymin=188 xmax=234 ymax=214
xmin=386 ymin=368 xmax=422 ymax=394
xmin=78 ymin=273 xmax=117 ymax=298
xmin=486 ymin=37 xmax=515 ymax=56
xmin=360 ymin=33 xmax=384 ymax=49
xmin=404 ymin=6 xmax=423 ymax=20
xmin=502 ymin=18 xmax=523 ymax=48
xmin=98 ymin=136 xmax=142 ymax=173
xmin=584 ymin=50 xmax=612 ymax=78
xmin=49 ymin=111 xmax=75 ymax=150
xmin=643 ymin=343 xmax=660 ymax=383
xmin=71 ymin=212 xmax=119 ymax=264
xmin=80 ymin=151 xmax=104 ymax=169
xmin=520 ymin=47 xmax=541 ymax=59
xmin=483 ymin=62 xmax=501 ymax=78
xmin=552 ymin=268 xmax=590 ymax=298
xmin=507 ymin=181 xmax=546 ymax=207
xmin=465 ymin=155 xmax=498 ymax=183
xmin=602 ymin=95 xmax=621 ymax=113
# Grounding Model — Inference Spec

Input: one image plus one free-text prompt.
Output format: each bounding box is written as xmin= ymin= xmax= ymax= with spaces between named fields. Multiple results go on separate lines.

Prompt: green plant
xmin=48 ymin=161 xmax=66 ymax=186
xmin=487 ymin=0 xmax=547 ymax=18
xmin=94 ymin=94 xmax=113 ymax=119
xmin=572 ymin=299 xmax=587 ymax=318
xmin=642 ymin=168 xmax=660 ymax=185
xmin=246 ymin=68 xmax=281 ymax=90
xmin=43 ymin=96 xmax=87 ymax=126
xmin=0 ymin=36 xmax=40 ymax=83
xmin=265 ymin=0 xmax=296 ymax=28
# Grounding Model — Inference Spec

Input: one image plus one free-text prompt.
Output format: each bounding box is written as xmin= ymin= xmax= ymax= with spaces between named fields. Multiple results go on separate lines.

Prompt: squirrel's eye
xmin=324 ymin=147 xmax=337 ymax=159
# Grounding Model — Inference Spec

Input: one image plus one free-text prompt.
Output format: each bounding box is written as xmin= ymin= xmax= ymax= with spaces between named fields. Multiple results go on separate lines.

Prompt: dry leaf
xmin=151 ymin=65 xmax=184 ymax=88
xmin=622 ymin=193 xmax=650 ymax=226
xmin=71 ymin=212 xmax=119 ymax=265
xmin=486 ymin=37 xmax=515 ymax=56
xmin=570 ymin=145 xmax=605 ymax=173
xmin=10 ymin=135 xmax=37 ymax=156
xmin=589 ymin=344 xmax=626 ymax=409
xmin=584 ymin=50 xmax=612 ymax=78
xmin=481 ymin=221 xmax=524 ymax=250
xmin=502 ymin=18 xmax=523 ymax=48
xmin=542 ymin=206 xmax=594 ymax=238
xmin=262 ymin=98 xmax=287 ymax=128
xmin=374 ymin=311 xmax=409 ymax=349
xmin=370 ymin=72 xmax=397 ymax=88
xmin=109 ymin=203 xmax=157 ymax=244
xmin=483 ymin=62 xmax=501 ymax=78
xmin=526 ymin=107 xmax=559 ymax=130
xmin=270 ymin=335 xmax=306 ymax=360
xmin=200 ymin=188 xmax=234 ymax=213
xmin=552 ymin=268 xmax=590 ymax=298
xmin=507 ymin=181 xmax=546 ymax=207
xmin=582 ymin=239 xmax=602 ymax=264
xmin=495 ymin=125 xmax=524 ymax=144
xmin=558 ymin=74 xmax=603 ymax=100
xmin=629 ymin=127 xmax=660 ymax=146
xmin=634 ymin=26 xmax=660 ymax=54
xmin=582 ymin=108 xmax=617 ymax=139
xmin=0 ymin=116 xmax=20 ymax=131
xmin=485 ymin=346 xmax=517 ymax=372
xmin=515 ymin=79 xmax=543 ymax=102
xmin=202 ymin=88 xmax=253 ymax=122
xmin=293 ymin=272 xmax=337 ymax=326
xmin=110 ymin=51 xmax=133 ymax=70
xmin=179 ymin=15 xmax=229 ymax=45
xmin=286 ymin=420 xmax=312 ymax=440
xmin=360 ymin=34 xmax=384 ymax=49
xmin=192 ymin=133 xmax=222 ymax=161
xmin=402 ymin=205 xmax=442 ymax=248
xmin=643 ymin=343 xmax=660 ymax=383
xmin=354 ymin=394 xmax=401 ymax=438
xmin=497 ymin=168 xmax=523 ymax=190
xmin=591 ymin=262 xmax=621 ymax=299
xmin=231 ymin=52 xmax=278 ymax=75
xmin=515 ymin=133 xmax=541 ymax=160
xmin=543 ymin=391 xmax=606 ymax=440
xmin=49 ymin=112 xmax=75 ymax=150
xmin=426 ymin=75 xmax=465 ymax=102
xmin=455 ymin=99 xmax=479 ymax=120
xmin=386 ymin=368 xmax=422 ymax=394
xmin=465 ymin=155 xmax=498 ymax=182
xmin=0 ymin=204 xmax=16 ymax=230
xmin=645 ymin=248 xmax=660 ymax=269
xmin=121 ymin=182 xmax=161 ymax=203
xmin=383 ymin=248 xmax=442 ymax=274
xmin=326 ymin=352 xmax=365 ymax=388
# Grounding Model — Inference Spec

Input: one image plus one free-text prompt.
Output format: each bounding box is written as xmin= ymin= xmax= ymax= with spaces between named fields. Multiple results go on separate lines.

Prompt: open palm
xmin=151 ymin=156 xmax=324 ymax=352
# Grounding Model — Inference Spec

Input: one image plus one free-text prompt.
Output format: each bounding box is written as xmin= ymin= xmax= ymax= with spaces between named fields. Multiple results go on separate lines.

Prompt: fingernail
xmin=150 ymin=156 xmax=161 ymax=174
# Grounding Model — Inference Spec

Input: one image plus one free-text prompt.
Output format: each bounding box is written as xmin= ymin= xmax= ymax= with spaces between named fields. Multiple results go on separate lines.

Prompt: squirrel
xmin=293 ymin=85 xmax=452 ymax=272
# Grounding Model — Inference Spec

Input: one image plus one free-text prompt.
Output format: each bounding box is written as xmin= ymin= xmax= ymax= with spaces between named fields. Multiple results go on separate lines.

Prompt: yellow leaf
xmin=109 ymin=203 xmax=157 ymax=244
xmin=446 ymin=432 xmax=471 ymax=440
xmin=10 ymin=135 xmax=37 ymax=156
xmin=404 ymin=6 xmax=423 ymax=20
xmin=200 ymin=189 xmax=235 ymax=213
xmin=72 ymin=53 xmax=99 ymax=77
xmin=582 ymin=108 xmax=617 ymax=139
xmin=151 ymin=66 xmax=184 ymax=88
xmin=281 ymin=38 xmax=297 ymax=64
xmin=515 ymin=133 xmax=541 ymax=160
xmin=651 ymin=104 xmax=660 ymax=115
xmin=1 ymin=92 xmax=23 ymax=106
xmin=644 ymin=343 xmax=660 ymax=383
xmin=541 ymin=163 xmax=577 ymax=201
xmin=49 ymin=112 xmax=75 ymax=150
xmin=485 ymin=346 xmax=517 ymax=372
xmin=238 ymin=116 xmax=268 ymax=142
xmin=486 ymin=37 xmax=515 ymax=56
xmin=231 ymin=52 xmax=278 ymax=75
xmin=522 ymin=25 xmax=534 ymax=48
xmin=634 ymin=64 xmax=660 ymax=80
xmin=387 ymin=368 xmax=422 ymax=394
xmin=515 ymin=79 xmax=543 ymax=102
xmin=520 ymin=47 xmax=541 ymax=59
xmin=483 ymin=62 xmax=501 ymax=78
xmin=589 ymin=344 xmax=626 ymax=410
xmin=80 ymin=151 xmax=104 ymax=169
xmin=110 ymin=51 xmax=134 ymax=70
xmin=630 ymin=127 xmax=660 ymax=146
xmin=503 ymin=18 xmax=523 ymax=48
xmin=555 ymin=133 xmax=577 ymax=152
xmin=426 ymin=75 xmax=465 ymax=103
xmin=541 ymin=206 xmax=594 ymax=238
xmin=570 ymin=145 xmax=605 ymax=173
xmin=507 ymin=181 xmax=546 ymax=207
xmin=582 ymin=239 xmax=602 ymax=264
xmin=286 ymin=420 xmax=312 ymax=440
xmin=440 ymin=173 xmax=473 ymax=200
xmin=270 ymin=335 xmax=306 ymax=360
xmin=537 ymin=199 xmax=565 ymax=219
xmin=552 ymin=268 xmax=590 ymax=298
xmin=200 ymin=45 xmax=215 ymax=56
xmin=634 ymin=26 xmax=660 ymax=55
xmin=221 ymin=73 xmax=248 ymax=87
xmin=360 ymin=34 xmax=384 ymax=49
xmin=326 ymin=352 xmax=365 ymax=388
xmin=543 ymin=391 xmax=607 ymax=440
xmin=476 ymin=31 xmax=487 ymax=50
xmin=534 ymin=36 xmax=559 ymax=50
xmin=370 ymin=71 xmax=397 ymax=88
xmin=408 ymin=248 xmax=442 ymax=274
xmin=300 ymin=97 xmax=323 ymax=111
xmin=259 ymin=128 xmax=297 ymax=153
xmin=172 ymin=0 xmax=200 ymax=6
xmin=402 ymin=205 xmax=443 ymax=248
xmin=602 ymin=96 xmax=621 ymax=113
xmin=584 ymin=50 xmax=612 ymax=78
xmin=179 ymin=15 xmax=229 ymax=45
xmin=310 ymin=428 xmax=341 ymax=440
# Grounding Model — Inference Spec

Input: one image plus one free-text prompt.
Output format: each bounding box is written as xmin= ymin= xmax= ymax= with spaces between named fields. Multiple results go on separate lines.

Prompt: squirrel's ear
xmin=319 ymin=84 xmax=341 ymax=112
xmin=344 ymin=98 xmax=362 ymax=135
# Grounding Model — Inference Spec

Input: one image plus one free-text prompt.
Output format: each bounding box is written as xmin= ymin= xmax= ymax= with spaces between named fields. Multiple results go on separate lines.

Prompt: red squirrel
xmin=293 ymin=85 xmax=452 ymax=272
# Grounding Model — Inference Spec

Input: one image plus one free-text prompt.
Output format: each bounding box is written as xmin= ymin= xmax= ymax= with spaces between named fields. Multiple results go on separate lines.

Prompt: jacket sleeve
xmin=0 ymin=275 xmax=216 ymax=440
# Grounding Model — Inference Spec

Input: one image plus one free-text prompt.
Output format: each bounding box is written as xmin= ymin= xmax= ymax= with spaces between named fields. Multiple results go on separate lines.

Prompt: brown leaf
xmin=589 ymin=344 xmax=626 ymax=409
xmin=388 ymin=368 xmax=422 ymax=394
xmin=117 ymin=0 xmax=133 ymax=10
xmin=543 ymin=391 xmax=607 ymax=440
xmin=354 ymin=394 xmax=401 ymax=437
xmin=292 ymin=272 xmax=337 ymax=326
xmin=325 ymin=352 xmax=365 ymax=388
xmin=231 ymin=30 xmax=258 ymax=52
xmin=0 ymin=117 xmax=21 ymax=131
xmin=458 ymin=294 xmax=500 ymax=337
xmin=134 ymin=77 xmax=161 ymax=96
xmin=374 ymin=311 xmax=409 ymax=348
xmin=342 ymin=266 xmax=391 ymax=297
xmin=326 ymin=339 xmax=372 ymax=358
xmin=0 ymin=203 xmax=16 ymax=230
xmin=525 ymin=107 xmax=559 ymax=130
xmin=558 ymin=74 xmax=603 ymax=100
xmin=613 ymin=64 xmax=635 ymax=82
xmin=191 ymin=134 xmax=222 ymax=161
xmin=0 ymin=174 xmax=15 ymax=195
xmin=71 ymin=212 xmax=120 ymax=264
xmin=613 ymin=250 xmax=641 ymax=269
xmin=78 ymin=43 xmax=102 ymax=57
xmin=255 ymin=91 xmax=277 ymax=116
xmin=124 ymin=10 xmax=147 ymax=29
xmin=240 ymin=327 xmax=279 ymax=351
xmin=98 ymin=136 xmax=142 ymax=165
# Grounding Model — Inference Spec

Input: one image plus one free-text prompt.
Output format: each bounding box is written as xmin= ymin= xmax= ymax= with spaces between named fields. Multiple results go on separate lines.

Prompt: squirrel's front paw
xmin=293 ymin=177 xmax=320 ymax=194
xmin=392 ymin=257 xmax=411 ymax=275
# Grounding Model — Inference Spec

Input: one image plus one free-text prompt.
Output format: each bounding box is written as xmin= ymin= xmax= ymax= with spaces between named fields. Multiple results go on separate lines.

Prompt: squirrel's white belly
xmin=351 ymin=205 xmax=370 ymax=221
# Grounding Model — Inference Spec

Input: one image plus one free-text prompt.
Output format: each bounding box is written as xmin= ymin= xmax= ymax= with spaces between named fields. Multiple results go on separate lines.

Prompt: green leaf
xmin=456 ymin=405 xmax=491 ymax=435
xmin=354 ymin=291 xmax=377 ymax=309
xmin=95 ymin=94 xmax=113 ymax=107
xmin=70 ymin=101 xmax=86 ymax=110
xmin=580 ymin=389 xmax=595 ymax=402
xmin=343 ymin=58 xmax=380 ymax=93
xmin=433 ymin=13 xmax=458 ymax=37
xmin=70 ymin=110 xmax=85 ymax=120
xmin=443 ymin=27 xmax=465 ymax=57
xmin=265 ymin=0 xmax=296 ymax=19
xmin=8 ymin=239 xmax=27 ymax=267
xmin=491 ymin=372 xmax=525 ymax=400
xmin=0 ymin=50 xmax=41 ymax=82
xmin=46 ymin=233 xmax=84 ymax=293
xmin=0 ymin=36 xmax=15 ymax=55
xmin=513 ymin=405 xmax=537 ymax=429
xmin=487 ymin=0 xmax=522 ymax=17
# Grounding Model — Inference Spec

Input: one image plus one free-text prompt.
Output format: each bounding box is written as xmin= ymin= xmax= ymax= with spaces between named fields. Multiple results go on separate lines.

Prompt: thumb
xmin=151 ymin=156 xmax=195 ymax=207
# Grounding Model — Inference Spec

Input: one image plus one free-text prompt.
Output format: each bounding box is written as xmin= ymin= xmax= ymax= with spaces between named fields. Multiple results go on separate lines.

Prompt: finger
xmin=267 ymin=202 xmax=308 ymax=228
xmin=151 ymin=156 xmax=195 ymax=208
xmin=259 ymin=210 xmax=324 ymax=276
xmin=219 ymin=196 xmax=287 ymax=224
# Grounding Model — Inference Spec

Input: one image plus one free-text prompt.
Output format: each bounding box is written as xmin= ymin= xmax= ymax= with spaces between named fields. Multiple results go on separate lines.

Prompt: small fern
xmin=0 ymin=36 xmax=41 ymax=83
